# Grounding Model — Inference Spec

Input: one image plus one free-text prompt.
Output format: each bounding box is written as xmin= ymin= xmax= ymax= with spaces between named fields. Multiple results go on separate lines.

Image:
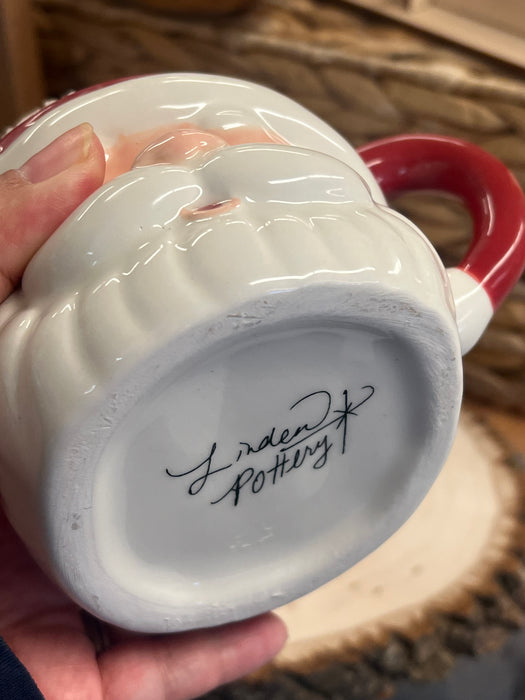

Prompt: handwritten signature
xmin=165 ymin=385 xmax=375 ymax=507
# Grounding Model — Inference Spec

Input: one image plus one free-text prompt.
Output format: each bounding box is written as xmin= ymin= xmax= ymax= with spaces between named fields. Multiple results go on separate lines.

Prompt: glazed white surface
xmin=447 ymin=267 xmax=493 ymax=354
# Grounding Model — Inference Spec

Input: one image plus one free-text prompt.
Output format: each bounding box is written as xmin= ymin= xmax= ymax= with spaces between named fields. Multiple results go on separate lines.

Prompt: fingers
xmin=0 ymin=123 xmax=106 ymax=302
xmin=0 ymin=508 xmax=104 ymax=700
xmin=99 ymin=613 xmax=288 ymax=700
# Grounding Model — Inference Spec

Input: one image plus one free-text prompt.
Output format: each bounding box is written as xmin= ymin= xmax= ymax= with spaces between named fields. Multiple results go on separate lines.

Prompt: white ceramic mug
xmin=0 ymin=74 xmax=524 ymax=632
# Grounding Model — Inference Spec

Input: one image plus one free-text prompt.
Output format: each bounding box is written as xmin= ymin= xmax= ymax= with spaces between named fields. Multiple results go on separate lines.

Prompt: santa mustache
xmin=15 ymin=142 xmax=447 ymax=382
xmin=1 ymin=141 xmax=451 ymax=458
xmin=22 ymin=142 xmax=414 ymax=301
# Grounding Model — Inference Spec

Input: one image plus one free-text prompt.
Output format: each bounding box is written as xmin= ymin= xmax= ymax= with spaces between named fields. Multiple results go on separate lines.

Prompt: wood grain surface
xmin=202 ymin=405 xmax=525 ymax=699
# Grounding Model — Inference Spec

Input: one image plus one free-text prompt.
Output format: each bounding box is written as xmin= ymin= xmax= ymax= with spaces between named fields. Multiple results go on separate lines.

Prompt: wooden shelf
xmin=344 ymin=0 xmax=525 ymax=70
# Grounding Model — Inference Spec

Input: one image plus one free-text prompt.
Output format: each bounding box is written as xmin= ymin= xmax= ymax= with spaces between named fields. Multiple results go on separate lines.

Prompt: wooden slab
xmin=274 ymin=410 xmax=524 ymax=669
xmin=203 ymin=407 xmax=525 ymax=699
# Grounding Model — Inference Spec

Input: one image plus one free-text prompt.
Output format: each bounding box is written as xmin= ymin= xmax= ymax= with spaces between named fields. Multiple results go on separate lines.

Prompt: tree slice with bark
xmin=204 ymin=406 xmax=525 ymax=699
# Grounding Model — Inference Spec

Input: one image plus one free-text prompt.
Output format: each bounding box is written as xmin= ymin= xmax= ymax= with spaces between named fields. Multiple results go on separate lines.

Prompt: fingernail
xmin=19 ymin=123 xmax=95 ymax=183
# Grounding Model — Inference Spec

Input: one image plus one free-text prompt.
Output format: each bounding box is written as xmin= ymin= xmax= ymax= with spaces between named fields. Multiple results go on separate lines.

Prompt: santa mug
xmin=0 ymin=74 xmax=524 ymax=633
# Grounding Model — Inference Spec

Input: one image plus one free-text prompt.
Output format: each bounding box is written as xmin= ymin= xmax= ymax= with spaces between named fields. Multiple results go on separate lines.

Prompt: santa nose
xmin=132 ymin=128 xmax=228 ymax=168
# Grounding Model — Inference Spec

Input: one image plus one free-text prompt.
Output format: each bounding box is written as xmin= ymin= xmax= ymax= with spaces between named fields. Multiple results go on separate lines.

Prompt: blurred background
xmin=1 ymin=1 xmax=525 ymax=697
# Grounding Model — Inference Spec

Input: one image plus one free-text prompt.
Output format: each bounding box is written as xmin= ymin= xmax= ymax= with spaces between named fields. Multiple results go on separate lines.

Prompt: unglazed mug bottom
xmin=44 ymin=284 xmax=460 ymax=632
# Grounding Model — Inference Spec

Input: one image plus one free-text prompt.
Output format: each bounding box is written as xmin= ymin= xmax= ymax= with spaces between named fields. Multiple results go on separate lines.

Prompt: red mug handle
xmin=357 ymin=134 xmax=525 ymax=354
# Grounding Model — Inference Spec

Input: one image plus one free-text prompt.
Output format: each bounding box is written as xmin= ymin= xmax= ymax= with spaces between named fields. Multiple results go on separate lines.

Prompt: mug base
xmin=45 ymin=284 xmax=461 ymax=632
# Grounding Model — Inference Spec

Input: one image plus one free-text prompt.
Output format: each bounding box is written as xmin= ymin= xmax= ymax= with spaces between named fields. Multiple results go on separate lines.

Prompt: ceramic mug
xmin=0 ymin=74 xmax=524 ymax=633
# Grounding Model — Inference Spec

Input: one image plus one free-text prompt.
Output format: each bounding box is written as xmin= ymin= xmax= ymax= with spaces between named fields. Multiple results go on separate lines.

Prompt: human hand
xmin=0 ymin=124 xmax=287 ymax=700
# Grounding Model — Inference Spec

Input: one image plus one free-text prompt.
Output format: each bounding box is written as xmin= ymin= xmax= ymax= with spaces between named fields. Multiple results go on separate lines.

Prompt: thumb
xmin=0 ymin=123 xmax=106 ymax=302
